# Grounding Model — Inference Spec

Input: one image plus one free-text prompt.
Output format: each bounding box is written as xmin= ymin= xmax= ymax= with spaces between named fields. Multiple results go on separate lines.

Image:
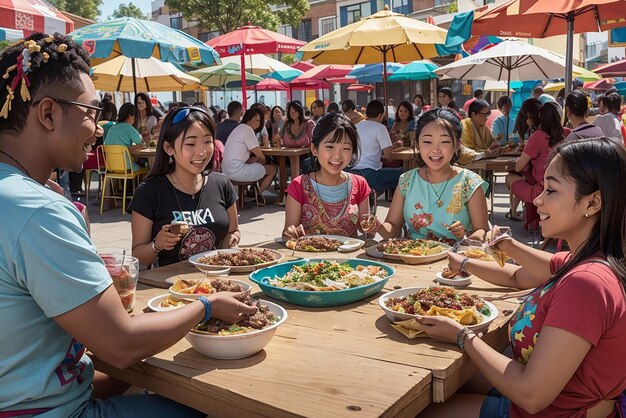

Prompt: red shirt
xmin=509 ymin=252 xmax=626 ymax=417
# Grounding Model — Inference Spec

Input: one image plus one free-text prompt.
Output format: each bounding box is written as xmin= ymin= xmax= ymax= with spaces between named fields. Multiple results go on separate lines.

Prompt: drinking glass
xmin=360 ymin=213 xmax=377 ymax=240
xmin=100 ymin=253 xmax=139 ymax=313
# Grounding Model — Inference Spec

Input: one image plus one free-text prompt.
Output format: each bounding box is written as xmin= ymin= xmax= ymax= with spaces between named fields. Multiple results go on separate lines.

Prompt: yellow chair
xmin=100 ymin=145 xmax=148 ymax=214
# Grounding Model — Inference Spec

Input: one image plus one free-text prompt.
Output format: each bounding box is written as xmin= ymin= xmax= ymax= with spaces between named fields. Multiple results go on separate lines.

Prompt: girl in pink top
xmin=418 ymin=138 xmax=626 ymax=418
xmin=505 ymin=100 xmax=569 ymax=221
xmin=282 ymin=113 xmax=371 ymax=238
xmin=281 ymin=101 xmax=315 ymax=148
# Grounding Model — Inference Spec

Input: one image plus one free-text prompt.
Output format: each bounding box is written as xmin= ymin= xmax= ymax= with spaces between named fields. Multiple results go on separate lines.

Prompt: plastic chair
xmin=100 ymin=145 xmax=148 ymax=214
xmin=84 ymin=145 xmax=106 ymax=201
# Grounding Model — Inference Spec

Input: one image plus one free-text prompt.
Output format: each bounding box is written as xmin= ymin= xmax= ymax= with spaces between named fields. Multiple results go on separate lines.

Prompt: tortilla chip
xmin=391 ymin=319 xmax=429 ymax=339
xmin=427 ymin=306 xmax=481 ymax=325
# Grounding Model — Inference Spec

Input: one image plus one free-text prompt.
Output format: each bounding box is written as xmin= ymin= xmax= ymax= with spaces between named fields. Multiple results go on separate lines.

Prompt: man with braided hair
xmin=0 ymin=33 xmax=256 ymax=417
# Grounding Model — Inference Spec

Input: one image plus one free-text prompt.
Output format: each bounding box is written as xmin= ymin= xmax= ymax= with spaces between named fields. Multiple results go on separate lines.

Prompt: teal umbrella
xmin=69 ymin=18 xmax=220 ymax=95
xmin=388 ymin=60 xmax=439 ymax=81
xmin=189 ymin=63 xmax=263 ymax=88
xmin=261 ymin=68 xmax=303 ymax=82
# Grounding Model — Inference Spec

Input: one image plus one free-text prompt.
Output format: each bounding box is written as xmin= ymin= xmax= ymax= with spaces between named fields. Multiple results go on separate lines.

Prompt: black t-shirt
xmin=128 ymin=173 xmax=238 ymax=267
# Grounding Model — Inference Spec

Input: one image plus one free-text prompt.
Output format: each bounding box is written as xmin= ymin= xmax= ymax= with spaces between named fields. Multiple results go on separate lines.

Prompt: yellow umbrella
xmin=91 ymin=55 xmax=203 ymax=92
xmin=572 ymin=66 xmax=601 ymax=82
xmin=543 ymin=82 xmax=564 ymax=92
xmin=297 ymin=4 xmax=447 ymax=107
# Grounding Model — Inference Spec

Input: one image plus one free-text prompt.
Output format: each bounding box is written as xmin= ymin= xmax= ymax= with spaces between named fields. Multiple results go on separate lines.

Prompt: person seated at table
xmin=348 ymin=100 xmax=402 ymax=195
xmin=104 ymin=103 xmax=145 ymax=171
xmin=215 ymin=100 xmax=242 ymax=144
xmin=593 ymin=93 xmax=624 ymax=144
xmin=327 ymin=101 xmax=340 ymax=114
xmin=341 ymin=99 xmax=366 ymax=126
xmin=222 ymin=108 xmax=277 ymax=206
xmin=564 ymin=90 xmax=604 ymax=141
xmin=0 ymin=32 xmax=259 ymax=418
xmin=491 ymin=96 xmax=519 ymax=145
xmin=282 ymin=113 xmax=371 ymax=239
xmin=505 ymin=100 xmax=569 ymax=222
xmin=281 ymin=101 xmax=315 ymax=148
xmin=250 ymin=102 xmax=270 ymax=148
xmin=461 ymin=99 xmax=500 ymax=155
xmin=437 ymin=87 xmax=461 ymax=117
xmin=129 ymin=106 xmax=240 ymax=268
xmin=267 ymin=105 xmax=285 ymax=147
xmin=413 ymin=94 xmax=424 ymax=117
xmin=382 ymin=100 xmax=416 ymax=168
xmin=376 ymin=108 xmax=489 ymax=243
xmin=418 ymin=138 xmax=626 ymax=418
xmin=310 ymin=100 xmax=325 ymax=124
xmin=134 ymin=92 xmax=160 ymax=144
xmin=98 ymin=101 xmax=117 ymax=143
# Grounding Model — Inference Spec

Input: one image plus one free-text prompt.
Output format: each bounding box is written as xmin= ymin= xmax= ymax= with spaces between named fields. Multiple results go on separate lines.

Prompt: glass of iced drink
xmin=100 ymin=253 xmax=139 ymax=313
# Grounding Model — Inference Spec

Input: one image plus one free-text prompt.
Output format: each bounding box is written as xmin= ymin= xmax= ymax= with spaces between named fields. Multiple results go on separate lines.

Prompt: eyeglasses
xmin=171 ymin=106 xmax=211 ymax=125
xmin=32 ymin=97 xmax=103 ymax=123
xmin=477 ymin=111 xmax=491 ymax=117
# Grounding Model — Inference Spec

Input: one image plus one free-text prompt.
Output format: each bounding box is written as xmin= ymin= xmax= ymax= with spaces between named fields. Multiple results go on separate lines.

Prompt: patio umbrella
xmin=593 ymin=58 xmax=626 ymax=76
xmin=291 ymin=61 xmax=316 ymax=72
xmin=91 ymin=56 xmax=202 ymax=92
xmin=347 ymin=63 xmax=404 ymax=83
xmin=435 ymin=40 xmax=578 ymax=141
xmin=291 ymin=64 xmax=355 ymax=100
xmin=584 ymin=78 xmax=615 ymax=90
xmin=347 ymin=83 xmax=375 ymax=91
xmin=206 ymin=23 xmax=305 ymax=109
xmin=188 ymin=63 xmax=262 ymax=88
xmin=388 ymin=60 xmax=439 ymax=81
xmin=0 ymin=0 xmax=73 ymax=35
xmin=296 ymin=4 xmax=447 ymax=113
xmin=69 ymin=17 xmax=221 ymax=95
xmin=471 ymin=0 xmax=626 ymax=95
xmin=261 ymin=68 xmax=303 ymax=82
xmin=543 ymin=82 xmax=565 ymax=92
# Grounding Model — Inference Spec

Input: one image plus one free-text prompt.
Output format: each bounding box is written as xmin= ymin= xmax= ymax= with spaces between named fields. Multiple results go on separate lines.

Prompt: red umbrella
xmin=290 ymin=61 xmax=315 ymax=72
xmin=583 ymin=78 xmax=615 ymax=90
xmin=291 ymin=64 xmax=355 ymax=84
xmin=0 ymin=0 xmax=73 ymax=35
xmin=206 ymin=23 xmax=305 ymax=108
xmin=472 ymin=0 xmax=626 ymax=94
xmin=347 ymin=83 xmax=374 ymax=91
xmin=255 ymin=78 xmax=289 ymax=91
xmin=593 ymin=58 xmax=626 ymax=76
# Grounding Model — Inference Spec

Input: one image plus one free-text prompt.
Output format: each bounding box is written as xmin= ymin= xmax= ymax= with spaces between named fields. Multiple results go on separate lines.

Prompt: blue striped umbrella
xmin=347 ymin=63 xmax=404 ymax=83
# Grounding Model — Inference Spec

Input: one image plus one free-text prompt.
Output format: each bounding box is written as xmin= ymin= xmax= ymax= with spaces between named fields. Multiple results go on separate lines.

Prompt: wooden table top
xmin=390 ymin=147 xmax=417 ymax=161
xmin=463 ymin=155 xmax=519 ymax=172
xmin=98 ymin=242 xmax=519 ymax=417
xmin=261 ymin=147 xmax=310 ymax=157
xmin=131 ymin=147 xmax=157 ymax=158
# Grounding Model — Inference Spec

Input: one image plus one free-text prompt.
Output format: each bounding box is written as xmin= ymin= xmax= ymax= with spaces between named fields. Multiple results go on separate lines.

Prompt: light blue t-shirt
xmin=104 ymin=122 xmax=143 ymax=171
xmin=0 ymin=164 xmax=111 ymax=417
xmin=491 ymin=114 xmax=519 ymax=144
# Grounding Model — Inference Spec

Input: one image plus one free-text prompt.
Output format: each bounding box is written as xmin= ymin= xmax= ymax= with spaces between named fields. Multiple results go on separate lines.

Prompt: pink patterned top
xmin=281 ymin=119 xmax=315 ymax=148
xmin=286 ymin=173 xmax=371 ymax=237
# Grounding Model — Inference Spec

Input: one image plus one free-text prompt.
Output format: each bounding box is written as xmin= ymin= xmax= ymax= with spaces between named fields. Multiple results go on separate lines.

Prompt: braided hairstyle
xmin=0 ymin=32 xmax=91 ymax=135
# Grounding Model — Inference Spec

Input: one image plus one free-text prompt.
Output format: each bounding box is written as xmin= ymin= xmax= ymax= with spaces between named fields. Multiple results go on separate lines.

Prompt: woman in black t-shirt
xmin=128 ymin=107 xmax=240 ymax=268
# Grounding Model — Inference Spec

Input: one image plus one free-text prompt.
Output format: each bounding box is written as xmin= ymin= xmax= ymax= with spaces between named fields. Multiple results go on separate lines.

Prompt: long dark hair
xmin=414 ymin=107 xmax=463 ymax=167
xmin=515 ymin=98 xmax=541 ymax=139
xmin=539 ymin=102 xmax=566 ymax=148
xmin=286 ymin=101 xmax=305 ymax=124
xmin=548 ymin=138 xmax=626 ymax=290
xmin=134 ymin=92 xmax=155 ymax=129
xmin=241 ymin=108 xmax=264 ymax=134
xmin=145 ymin=107 xmax=216 ymax=181
xmin=310 ymin=113 xmax=360 ymax=171
xmin=438 ymin=87 xmax=458 ymax=111
xmin=394 ymin=100 xmax=414 ymax=123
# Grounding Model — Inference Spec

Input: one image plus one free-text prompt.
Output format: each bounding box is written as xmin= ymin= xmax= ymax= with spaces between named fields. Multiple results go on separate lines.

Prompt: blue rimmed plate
xmin=249 ymin=258 xmax=394 ymax=307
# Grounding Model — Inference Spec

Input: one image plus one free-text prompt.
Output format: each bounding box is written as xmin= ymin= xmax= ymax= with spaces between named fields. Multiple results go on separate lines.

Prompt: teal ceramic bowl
xmin=249 ymin=258 xmax=394 ymax=307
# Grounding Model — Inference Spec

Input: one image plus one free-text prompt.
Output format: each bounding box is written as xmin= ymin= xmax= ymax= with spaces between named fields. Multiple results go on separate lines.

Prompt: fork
xmin=482 ymin=290 xmax=532 ymax=302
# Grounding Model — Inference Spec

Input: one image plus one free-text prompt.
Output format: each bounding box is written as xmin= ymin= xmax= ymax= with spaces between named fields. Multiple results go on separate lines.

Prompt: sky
xmin=98 ymin=0 xmax=153 ymax=20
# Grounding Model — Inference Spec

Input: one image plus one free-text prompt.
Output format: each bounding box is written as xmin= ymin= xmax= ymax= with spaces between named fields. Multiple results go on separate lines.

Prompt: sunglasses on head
xmin=171 ymin=106 xmax=211 ymax=125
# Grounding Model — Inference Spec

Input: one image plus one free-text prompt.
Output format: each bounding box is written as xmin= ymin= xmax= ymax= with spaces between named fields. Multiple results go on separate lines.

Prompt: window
xmin=278 ymin=25 xmax=293 ymax=38
xmin=319 ymin=16 xmax=336 ymax=36
xmin=294 ymin=20 xmax=312 ymax=41
xmin=170 ymin=16 xmax=182 ymax=30
xmin=393 ymin=0 xmax=411 ymax=15
xmin=346 ymin=2 xmax=371 ymax=24
xmin=199 ymin=31 xmax=220 ymax=43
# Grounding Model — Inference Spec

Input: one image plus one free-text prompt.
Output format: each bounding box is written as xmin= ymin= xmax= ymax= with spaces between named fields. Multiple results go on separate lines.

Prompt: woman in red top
xmin=417 ymin=138 xmax=626 ymax=418
xmin=505 ymin=100 xmax=569 ymax=222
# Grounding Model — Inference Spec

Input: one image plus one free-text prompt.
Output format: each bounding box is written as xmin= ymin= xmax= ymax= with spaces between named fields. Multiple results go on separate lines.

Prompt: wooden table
xmin=390 ymin=147 xmax=417 ymax=172
xmin=463 ymin=155 xmax=519 ymax=173
xmin=261 ymin=147 xmax=310 ymax=200
xmin=131 ymin=147 xmax=157 ymax=169
xmin=96 ymin=243 xmax=518 ymax=417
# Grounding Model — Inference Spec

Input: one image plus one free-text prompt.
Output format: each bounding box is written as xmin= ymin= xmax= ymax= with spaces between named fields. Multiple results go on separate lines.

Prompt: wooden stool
xmin=230 ymin=180 xmax=260 ymax=209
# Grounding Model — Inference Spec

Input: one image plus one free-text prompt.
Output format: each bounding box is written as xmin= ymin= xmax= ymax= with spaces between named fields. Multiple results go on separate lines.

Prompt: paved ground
xmin=87 ymin=178 xmax=546 ymax=252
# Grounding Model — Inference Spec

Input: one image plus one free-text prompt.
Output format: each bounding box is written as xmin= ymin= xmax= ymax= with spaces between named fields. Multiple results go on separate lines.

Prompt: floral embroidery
xmin=410 ymin=212 xmax=433 ymax=230
xmin=399 ymin=169 xmax=414 ymax=197
xmin=446 ymin=183 xmax=463 ymax=214
xmin=414 ymin=202 xmax=423 ymax=210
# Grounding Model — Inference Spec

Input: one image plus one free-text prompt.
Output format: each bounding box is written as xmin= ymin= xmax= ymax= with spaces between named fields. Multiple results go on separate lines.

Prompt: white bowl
xmin=169 ymin=278 xmax=251 ymax=300
xmin=147 ymin=294 xmax=193 ymax=312
xmin=435 ymin=272 xmax=473 ymax=287
xmin=204 ymin=267 xmax=231 ymax=276
xmin=378 ymin=287 xmax=498 ymax=332
xmin=185 ymin=300 xmax=288 ymax=359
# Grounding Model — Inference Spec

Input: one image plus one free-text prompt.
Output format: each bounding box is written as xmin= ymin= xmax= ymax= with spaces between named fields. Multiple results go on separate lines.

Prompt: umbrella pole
xmin=131 ymin=58 xmax=138 ymax=97
xmin=241 ymin=54 xmax=248 ymax=109
xmin=383 ymin=50 xmax=388 ymax=121
xmin=505 ymin=66 xmax=511 ymax=144
xmin=564 ymin=11 xmax=574 ymax=97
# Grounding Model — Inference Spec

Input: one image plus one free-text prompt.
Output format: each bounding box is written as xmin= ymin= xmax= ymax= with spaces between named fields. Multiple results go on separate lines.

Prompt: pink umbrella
xmin=291 ymin=61 xmax=316 ymax=72
xmin=347 ymin=83 xmax=375 ymax=91
xmin=583 ymin=78 xmax=615 ymax=90
xmin=593 ymin=58 xmax=626 ymax=77
xmin=206 ymin=23 xmax=305 ymax=108
xmin=292 ymin=64 xmax=355 ymax=84
xmin=0 ymin=0 xmax=73 ymax=35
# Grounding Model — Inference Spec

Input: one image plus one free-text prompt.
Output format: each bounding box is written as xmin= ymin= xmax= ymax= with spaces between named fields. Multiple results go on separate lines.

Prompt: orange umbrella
xmin=472 ymin=0 xmax=626 ymax=94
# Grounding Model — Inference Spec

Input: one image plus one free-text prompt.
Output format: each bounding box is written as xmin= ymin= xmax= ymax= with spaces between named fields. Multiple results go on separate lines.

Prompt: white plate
xmin=435 ymin=271 xmax=473 ymax=287
xmin=147 ymin=294 xmax=193 ymax=312
xmin=277 ymin=235 xmax=364 ymax=253
xmin=366 ymin=240 xmax=451 ymax=265
xmin=188 ymin=248 xmax=284 ymax=273
xmin=169 ymin=278 xmax=252 ymax=300
xmin=378 ymin=287 xmax=498 ymax=332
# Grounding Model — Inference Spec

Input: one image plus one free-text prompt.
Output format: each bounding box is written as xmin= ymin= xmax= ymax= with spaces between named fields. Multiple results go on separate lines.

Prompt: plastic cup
xmin=100 ymin=253 xmax=139 ymax=313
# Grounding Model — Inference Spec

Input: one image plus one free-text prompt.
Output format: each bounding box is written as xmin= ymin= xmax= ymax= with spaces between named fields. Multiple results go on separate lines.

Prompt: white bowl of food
xmin=185 ymin=299 xmax=287 ymax=359
xmin=169 ymin=278 xmax=251 ymax=300
xmin=147 ymin=294 xmax=193 ymax=312
xmin=435 ymin=268 xmax=473 ymax=287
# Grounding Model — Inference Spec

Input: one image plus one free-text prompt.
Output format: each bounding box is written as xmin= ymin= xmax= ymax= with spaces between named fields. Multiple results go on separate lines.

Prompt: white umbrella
xmin=220 ymin=54 xmax=294 ymax=75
